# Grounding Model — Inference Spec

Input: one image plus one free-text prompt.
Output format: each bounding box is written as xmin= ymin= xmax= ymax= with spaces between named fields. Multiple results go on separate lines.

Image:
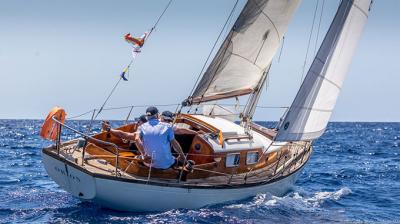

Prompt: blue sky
xmin=0 ymin=0 xmax=399 ymax=121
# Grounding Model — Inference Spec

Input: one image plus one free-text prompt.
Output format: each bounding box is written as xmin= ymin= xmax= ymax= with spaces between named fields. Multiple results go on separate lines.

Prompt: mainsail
xmin=186 ymin=0 xmax=301 ymax=105
xmin=275 ymin=0 xmax=372 ymax=141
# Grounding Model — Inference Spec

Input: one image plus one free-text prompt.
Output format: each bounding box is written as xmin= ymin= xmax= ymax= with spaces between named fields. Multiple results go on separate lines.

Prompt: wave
xmin=224 ymin=187 xmax=352 ymax=210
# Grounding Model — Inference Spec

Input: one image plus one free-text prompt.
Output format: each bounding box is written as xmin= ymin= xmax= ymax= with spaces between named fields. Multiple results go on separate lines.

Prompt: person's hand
xmin=176 ymin=154 xmax=186 ymax=163
xmin=142 ymin=155 xmax=152 ymax=163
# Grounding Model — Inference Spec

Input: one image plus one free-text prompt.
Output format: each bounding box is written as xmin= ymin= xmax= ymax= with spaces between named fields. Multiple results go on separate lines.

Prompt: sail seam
xmin=187 ymin=0 xmax=240 ymax=103
xmin=285 ymin=129 xmax=326 ymax=135
xmin=252 ymin=0 xmax=281 ymax=41
xmin=275 ymin=0 xmax=355 ymax=141
xmin=310 ymin=69 xmax=342 ymax=90
xmin=230 ymin=53 xmax=264 ymax=71
xmin=290 ymin=105 xmax=332 ymax=112
xmin=254 ymin=33 xmax=269 ymax=65
xmin=200 ymin=32 xmax=236 ymax=102
xmin=353 ymin=3 xmax=369 ymax=18
xmin=294 ymin=0 xmax=353 ymax=135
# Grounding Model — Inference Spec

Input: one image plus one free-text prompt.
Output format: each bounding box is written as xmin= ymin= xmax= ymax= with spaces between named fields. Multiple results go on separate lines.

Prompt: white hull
xmin=42 ymin=152 xmax=304 ymax=212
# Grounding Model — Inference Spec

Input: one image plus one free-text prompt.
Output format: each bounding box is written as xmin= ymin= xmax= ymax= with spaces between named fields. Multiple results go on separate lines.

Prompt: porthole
xmin=194 ymin=143 xmax=201 ymax=152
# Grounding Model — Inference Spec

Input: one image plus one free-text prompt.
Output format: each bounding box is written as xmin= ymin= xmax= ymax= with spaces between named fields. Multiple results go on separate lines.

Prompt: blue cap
xmin=161 ymin=110 xmax=174 ymax=121
xmin=138 ymin=114 xmax=147 ymax=123
xmin=146 ymin=106 xmax=159 ymax=116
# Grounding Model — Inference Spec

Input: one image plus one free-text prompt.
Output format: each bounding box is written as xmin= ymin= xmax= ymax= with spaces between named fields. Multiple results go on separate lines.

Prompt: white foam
xmin=304 ymin=187 xmax=352 ymax=207
xmin=223 ymin=187 xmax=352 ymax=210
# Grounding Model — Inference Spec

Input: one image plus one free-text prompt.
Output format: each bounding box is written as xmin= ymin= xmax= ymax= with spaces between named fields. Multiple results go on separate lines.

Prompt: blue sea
xmin=0 ymin=120 xmax=399 ymax=223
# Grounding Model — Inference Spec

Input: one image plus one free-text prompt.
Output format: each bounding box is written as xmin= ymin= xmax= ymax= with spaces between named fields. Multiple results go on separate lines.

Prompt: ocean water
xmin=0 ymin=120 xmax=399 ymax=223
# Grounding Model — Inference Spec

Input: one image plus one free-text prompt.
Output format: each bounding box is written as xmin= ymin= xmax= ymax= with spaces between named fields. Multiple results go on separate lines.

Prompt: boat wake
xmin=0 ymin=178 xmax=354 ymax=223
xmin=108 ymin=187 xmax=354 ymax=223
xmin=224 ymin=187 xmax=352 ymax=211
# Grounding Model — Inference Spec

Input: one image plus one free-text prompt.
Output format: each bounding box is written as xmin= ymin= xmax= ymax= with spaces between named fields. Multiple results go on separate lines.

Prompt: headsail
xmin=186 ymin=0 xmax=301 ymax=105
xmin=275 ymin=0 xmax=372 ymax=141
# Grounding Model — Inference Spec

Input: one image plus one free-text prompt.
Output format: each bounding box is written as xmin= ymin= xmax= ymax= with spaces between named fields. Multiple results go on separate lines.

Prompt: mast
xmin=275 ymin=0 xmax=373 ymax=141
xmin=241 ymin=65 xmax=270 ymax=129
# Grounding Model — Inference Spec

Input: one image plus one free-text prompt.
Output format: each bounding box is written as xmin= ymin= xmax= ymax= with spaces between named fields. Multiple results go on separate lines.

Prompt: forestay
xmin=275 ymin=0 xmax=372 ymax=141
xmin=187 ymin=0 xmax=301 ymax=104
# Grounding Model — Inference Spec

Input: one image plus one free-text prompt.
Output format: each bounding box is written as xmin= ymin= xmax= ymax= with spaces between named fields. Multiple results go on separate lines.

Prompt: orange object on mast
xmin=124 ymin=32 xmax=148 ymax=47
xmin=40 ymin=107 xmax=66 ymax=141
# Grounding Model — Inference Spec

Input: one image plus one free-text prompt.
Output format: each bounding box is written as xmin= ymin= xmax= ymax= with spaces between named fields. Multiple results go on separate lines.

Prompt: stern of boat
xmin=42 ymin=145 xmax=97 ymax=200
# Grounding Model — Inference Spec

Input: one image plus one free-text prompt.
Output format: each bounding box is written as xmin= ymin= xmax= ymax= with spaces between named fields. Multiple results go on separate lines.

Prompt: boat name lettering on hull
xmin=54 ymin=166 xmax=81 ymax=183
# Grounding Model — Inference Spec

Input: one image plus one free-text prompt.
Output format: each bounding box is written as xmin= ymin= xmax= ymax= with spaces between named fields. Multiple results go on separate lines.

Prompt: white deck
xmin=191 ymin=115 xmax=273 ymax=153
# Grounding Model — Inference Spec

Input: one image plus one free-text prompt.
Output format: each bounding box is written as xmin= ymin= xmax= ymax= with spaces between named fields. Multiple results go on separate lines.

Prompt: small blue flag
xmin=120 ymin=66 xmax=129 ymax=81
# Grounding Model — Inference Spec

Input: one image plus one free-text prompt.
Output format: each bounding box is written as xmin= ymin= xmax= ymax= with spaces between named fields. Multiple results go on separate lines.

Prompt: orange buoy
xmin=40 ymin=107 xmax=66 ymax=141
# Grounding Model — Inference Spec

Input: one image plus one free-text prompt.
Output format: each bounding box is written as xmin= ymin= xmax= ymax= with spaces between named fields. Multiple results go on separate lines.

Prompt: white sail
xmin=188 ymin=0 xmax=301 ymax=104
xmin=275 ymin=0 xmax=372 ymax=141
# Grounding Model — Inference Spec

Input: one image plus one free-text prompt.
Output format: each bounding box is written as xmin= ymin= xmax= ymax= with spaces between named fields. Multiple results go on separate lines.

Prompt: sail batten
xmin=275 ymin=0 xmax=372 ymax=141
xmin=187 ymin=0 xmax=301 ymax=105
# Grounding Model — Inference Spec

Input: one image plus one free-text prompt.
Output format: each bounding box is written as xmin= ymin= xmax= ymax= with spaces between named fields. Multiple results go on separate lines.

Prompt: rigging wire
xmin=94 ymin=60 xmax=135 ymax=120
xmin=191 ymin=1 xmax=242 ymax=114
xmin=93 ymin=0 xmax=174 ymax=120
xmin=314 ymin=0 xmax=325 ymax=57
xmin=277 ymin=36 xmax=285 ymax=63
xmin=300 ymin=0 xmax=320 ymax=83
xmin=67 ymin=109 xmax=96 ymax=120
xmin=66 ymin=103 xmax=286 ymax=120
xmin=186 ymin=0 xmax=240 ymax=101
xmin=102 ymin=103 xmax=179 ymax=111
xmin=94 ymin=77 xmax=124 ymax=120
xmin=153 ymin=0 xmax=173 ymax=29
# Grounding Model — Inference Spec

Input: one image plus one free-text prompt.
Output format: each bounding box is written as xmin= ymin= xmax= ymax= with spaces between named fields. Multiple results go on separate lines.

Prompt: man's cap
xmin=138 ymin=114 xmax=147 ymax=123
xmin=161 ymin=110 xmax=174 ymax=121
xmin=146 ymin=106 xmax=159 ymax=116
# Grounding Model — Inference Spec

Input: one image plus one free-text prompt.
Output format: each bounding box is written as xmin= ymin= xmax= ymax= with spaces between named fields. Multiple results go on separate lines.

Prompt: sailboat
xmin=41 ymin=0 xmax=372 ymax=212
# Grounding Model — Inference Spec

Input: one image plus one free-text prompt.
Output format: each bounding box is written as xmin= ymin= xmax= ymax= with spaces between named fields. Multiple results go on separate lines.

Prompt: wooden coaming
xmin=88 ymin=123 xmax=137 ymax=151
xmin=83 ymin=141 xmax=289 ymax=180
xmin=187 ymin=135 xmax=214 ymax=164
xmin=80 ymin=115 xmax=295 ymax=181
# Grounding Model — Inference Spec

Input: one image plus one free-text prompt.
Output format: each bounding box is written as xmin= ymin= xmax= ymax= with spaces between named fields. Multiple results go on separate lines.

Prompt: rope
xmin=300 ymin=0 xmax=320 ymax=83
xmin=314 ymin=0 xmax=325 ymax=57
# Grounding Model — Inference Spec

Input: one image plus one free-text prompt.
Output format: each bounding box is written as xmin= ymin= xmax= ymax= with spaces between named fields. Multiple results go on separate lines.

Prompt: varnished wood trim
xmin=42 ymin=146 xmax=312 ymax=190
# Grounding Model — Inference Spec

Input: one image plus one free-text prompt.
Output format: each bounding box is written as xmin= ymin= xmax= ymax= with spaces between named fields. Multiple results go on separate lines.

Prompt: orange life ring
xmin=40 ymin=107 xmax=66 ymax=141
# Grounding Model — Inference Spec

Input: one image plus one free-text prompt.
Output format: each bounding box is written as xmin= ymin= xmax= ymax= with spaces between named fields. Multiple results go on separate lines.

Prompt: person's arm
xmin=134 ymin=132 xmax=146 ymax=155
xmin=171 ymin=139 xmax=185 ymax=161
xmin=111 ymin=129 xmax=136 ymax=140
xmin=102 ymin=121 xmax=136 ymax=141
xmin=167 ymin=126 xmax=185 ymax=161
